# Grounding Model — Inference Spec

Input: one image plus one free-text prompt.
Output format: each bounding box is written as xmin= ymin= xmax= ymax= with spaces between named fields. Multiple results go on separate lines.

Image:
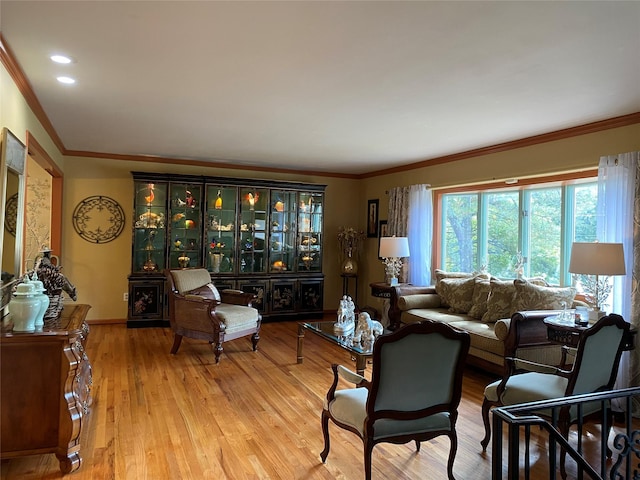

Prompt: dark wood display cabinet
xmin=128 ymin=172 xmax=325 ymax=327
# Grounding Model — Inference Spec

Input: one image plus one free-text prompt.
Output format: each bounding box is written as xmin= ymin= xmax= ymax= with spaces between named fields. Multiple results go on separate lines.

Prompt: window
xmin=438 ymin=177 xmax=597 ymax=286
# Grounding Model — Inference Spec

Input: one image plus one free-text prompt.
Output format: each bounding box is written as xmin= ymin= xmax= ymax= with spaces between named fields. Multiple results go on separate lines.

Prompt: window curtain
xmin=596 ymin=152 xmax=639 ymax=405
xmin=388 ymin=184 xmax=432 ymax=286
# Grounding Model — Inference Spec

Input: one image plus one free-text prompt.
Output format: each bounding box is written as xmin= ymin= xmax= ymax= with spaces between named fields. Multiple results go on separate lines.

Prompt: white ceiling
xmin=2 ymin=1 xmax=639 ymax=176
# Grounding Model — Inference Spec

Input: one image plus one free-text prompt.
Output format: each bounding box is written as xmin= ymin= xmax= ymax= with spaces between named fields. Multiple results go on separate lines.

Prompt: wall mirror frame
xmin=1 ymin=127 xmax=27 ymax=311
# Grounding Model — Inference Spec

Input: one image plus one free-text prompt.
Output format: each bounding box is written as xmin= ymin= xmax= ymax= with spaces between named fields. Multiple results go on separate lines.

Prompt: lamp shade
xmin=379 ymin=236 xmax=410 ymax=258
xmin=568 ymin=242 xmax=626 ymax=276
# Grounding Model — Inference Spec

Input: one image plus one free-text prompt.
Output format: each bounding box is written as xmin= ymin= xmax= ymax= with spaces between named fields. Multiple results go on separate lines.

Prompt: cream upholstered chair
xmin=166 ymin=268 xmax=261 ymax=363
xmin=481 ymin=314 xmax=629 ymax=476
xmin=320 ymin=321 xmax=470 ymax=480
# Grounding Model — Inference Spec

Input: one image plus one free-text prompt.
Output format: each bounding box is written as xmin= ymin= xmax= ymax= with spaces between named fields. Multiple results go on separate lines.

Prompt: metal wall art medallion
xmin=4 ymin=193 xmax=18 ymax=236
xmin=72 ymin=196 xmax=125 ymax=243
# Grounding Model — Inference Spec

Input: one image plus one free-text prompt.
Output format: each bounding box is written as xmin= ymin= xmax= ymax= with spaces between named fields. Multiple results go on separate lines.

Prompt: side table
xmin=544 ymin=315 xmax=636 ymax=350
xmin=370 ymin=282 xmax=409 ymax=328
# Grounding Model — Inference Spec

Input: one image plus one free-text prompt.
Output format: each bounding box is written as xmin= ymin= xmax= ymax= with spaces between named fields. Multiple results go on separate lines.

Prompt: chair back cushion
xmin=570 ymin=314 xmax=627 ymax=396
xmin=170 ymin=268 xmax=212 ymax=294
xmin=368 ymin=322 xmax=470 ymax=418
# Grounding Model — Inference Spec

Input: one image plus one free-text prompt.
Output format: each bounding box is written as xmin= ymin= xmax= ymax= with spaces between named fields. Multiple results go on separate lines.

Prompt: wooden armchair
xmin=166 ymin=268 xmax=261 ymax=363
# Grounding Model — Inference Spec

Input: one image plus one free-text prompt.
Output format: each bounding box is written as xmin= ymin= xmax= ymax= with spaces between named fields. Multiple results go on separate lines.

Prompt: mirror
xmin=1 ymin=127 xmax=26 ymax=311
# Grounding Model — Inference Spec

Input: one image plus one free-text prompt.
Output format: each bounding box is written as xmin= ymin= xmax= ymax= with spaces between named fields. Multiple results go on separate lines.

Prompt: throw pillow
xmin=438 ymin=276 xmax=477 ymax=313
xmin=188 ymin=282 xmax=221 ymax=302
xmin=482 ymin=278 xmax=516 ymax=323
xmin=468 ymin=278 xmax=491 ymax=319
xmin=434 ymin=269 xmax=474 ymax=307
xmin=512 ymin=279 xmax=576 ymax=312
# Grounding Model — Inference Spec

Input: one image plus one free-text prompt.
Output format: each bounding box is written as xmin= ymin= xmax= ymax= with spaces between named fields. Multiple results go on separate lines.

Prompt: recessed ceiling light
xmin=57 ymin=76 xmax=76 ymax=84
xmin=51 ymin=54 xmax=73 ymax=64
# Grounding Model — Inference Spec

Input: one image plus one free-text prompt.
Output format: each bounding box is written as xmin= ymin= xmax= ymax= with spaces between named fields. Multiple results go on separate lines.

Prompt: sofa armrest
xmin=388 ymin=285 xmax=437 ymax=330
xmin=398 ymin=294 xmax=442 ymax=310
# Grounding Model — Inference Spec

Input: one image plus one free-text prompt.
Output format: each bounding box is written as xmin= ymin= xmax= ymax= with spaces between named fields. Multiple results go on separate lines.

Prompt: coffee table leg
xmin=297 ymin=324 xmax=305 ymax=364
xmin=355 ymin=354 xmax=366 ymax=376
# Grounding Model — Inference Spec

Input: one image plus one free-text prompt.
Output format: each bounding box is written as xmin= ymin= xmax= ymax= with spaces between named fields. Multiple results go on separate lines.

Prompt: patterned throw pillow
xmin=188 ymin=282 xmax=221 ymax=302
xmin=482 ymin=278 xmax=516 ymax=323
xmin=468 ymin=278 xmax=492 ymax=319
xmin=512 ymin=279 xmax=576 ymax=312
xmin=434 ymin=269 xmax=474 ymax=307
xmin=438 ymin=277 xmax=477 ymax=313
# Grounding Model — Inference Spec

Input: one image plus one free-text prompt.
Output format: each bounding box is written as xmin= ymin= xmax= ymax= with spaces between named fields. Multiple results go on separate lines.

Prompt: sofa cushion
xmin=438 ymin=276 xmax=477 ymax=313
xmin=482 ymin=278 xmax=516 ymax=323
xmin=188 ymin=282 xmax=221 ymax=302
xmin=468 ymin=278 xmax=491 ymax=319
xmin=445 ymin=319 xmax=504 ymax=357
xmin=513 ymin=279 xmax=576 ymax=312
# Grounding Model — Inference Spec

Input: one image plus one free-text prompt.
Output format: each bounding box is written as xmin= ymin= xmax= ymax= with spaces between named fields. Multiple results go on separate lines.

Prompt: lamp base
xmin=389 ymin=277 xmax=398 ymax=286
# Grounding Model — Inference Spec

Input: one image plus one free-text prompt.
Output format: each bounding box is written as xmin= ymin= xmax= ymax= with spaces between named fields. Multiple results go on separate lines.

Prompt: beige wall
xmin=4 ymin=62 xmax=640 ymax=320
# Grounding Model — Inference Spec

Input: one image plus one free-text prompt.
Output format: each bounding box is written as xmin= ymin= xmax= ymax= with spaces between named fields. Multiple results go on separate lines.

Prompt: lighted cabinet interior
xmin=128 ymin=172 xmax=325 ymax=326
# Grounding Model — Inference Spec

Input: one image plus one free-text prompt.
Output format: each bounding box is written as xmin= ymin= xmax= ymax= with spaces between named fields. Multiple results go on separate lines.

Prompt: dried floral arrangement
xmin=337 ymin=226 xmax=366 ymax=261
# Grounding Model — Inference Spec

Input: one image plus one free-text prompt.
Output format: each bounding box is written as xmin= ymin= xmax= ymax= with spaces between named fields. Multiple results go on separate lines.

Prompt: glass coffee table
xmin=297 ymin=320 xmax=379 ymax=375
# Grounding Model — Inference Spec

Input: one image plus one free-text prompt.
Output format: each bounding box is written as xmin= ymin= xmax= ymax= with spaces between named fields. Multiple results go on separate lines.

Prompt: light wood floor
xmin=0 ymin=320 xmax=619 ymax=479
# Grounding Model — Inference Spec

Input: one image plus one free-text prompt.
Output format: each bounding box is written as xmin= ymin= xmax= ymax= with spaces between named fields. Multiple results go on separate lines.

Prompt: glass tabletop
xmin=301 ymin=320 xmax=375 ymax=355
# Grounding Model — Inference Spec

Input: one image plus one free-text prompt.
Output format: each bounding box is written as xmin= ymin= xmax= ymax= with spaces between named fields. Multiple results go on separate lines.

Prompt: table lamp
xmin=568 ymin=242 xmax=625 ymax=315
xmin=379 ymin=236 xmax=410 ymax=286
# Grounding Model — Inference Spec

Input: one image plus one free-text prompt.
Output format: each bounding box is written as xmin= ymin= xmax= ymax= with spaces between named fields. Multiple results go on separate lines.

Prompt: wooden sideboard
xmin=1 ymin=303 xmax=92 ymax=473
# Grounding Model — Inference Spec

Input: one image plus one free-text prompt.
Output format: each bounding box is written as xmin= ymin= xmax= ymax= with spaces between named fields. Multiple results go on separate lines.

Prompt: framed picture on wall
xmin=367 ymin=199 xmax=379 ymax=237
xmin=378 ymin=220 xmax=388 ymax=259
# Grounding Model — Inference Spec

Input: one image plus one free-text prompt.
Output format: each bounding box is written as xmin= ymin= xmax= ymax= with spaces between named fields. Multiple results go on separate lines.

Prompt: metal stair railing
xmin=491 ymin=387 xmax=640 ymax=480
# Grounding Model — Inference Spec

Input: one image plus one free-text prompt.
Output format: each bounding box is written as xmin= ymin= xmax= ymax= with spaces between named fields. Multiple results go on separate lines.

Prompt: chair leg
xmin=447 ymin=431 xmax=458 ymax=480
xmin=213 ymin=342 xmax=223 ymax=363
xmin=170 ymin=334 xmax=183 ymax=354
xmin=251 ymin=332 xmax=260 ymax=351
xmin=364 ymin=438 xmax=374 ymax=480
xmin=481 ymin=398 xmax=495 ymax=451
xmin=320 ymin=410 xmax=331 ymax=463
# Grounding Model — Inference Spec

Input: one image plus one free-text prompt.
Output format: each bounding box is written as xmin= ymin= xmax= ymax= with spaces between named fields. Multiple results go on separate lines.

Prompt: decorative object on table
xmin=72 ymin=195 xmax=126 ymax=243
xmin=29 ymin=275 xmax=49 ymax=331
xmin=352 ymin=311 xmax=383 ymax=344
xmin=337 ymin=226 xmax=365 ymax=275
xmin=34 ymin=249 xmax=77 ymax=326
xmin=513 ymin=251 xmax=525 ymax=279
xmin=9 ymin=282 xmax=39 ymax=332
xmin=569 ymin=242 xmax=625 ymax=321
xmin=367 ymin=199 xmax=379 ymax=237
xmin=379 ymin=235 xmax=410 ymax=285
xmin=334 ymin=295 xmax=356 ymax=333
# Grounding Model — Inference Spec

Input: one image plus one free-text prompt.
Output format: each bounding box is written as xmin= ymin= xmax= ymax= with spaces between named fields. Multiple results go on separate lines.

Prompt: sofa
xmin=388 ymin=271 xmax=583 ymax=375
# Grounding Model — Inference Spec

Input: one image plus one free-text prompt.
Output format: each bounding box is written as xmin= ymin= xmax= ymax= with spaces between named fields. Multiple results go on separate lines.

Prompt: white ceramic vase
xmin=10 ymin=283 xmax=40 ymax=333
xmin=31 ymin=280 xmax=50 ymax=331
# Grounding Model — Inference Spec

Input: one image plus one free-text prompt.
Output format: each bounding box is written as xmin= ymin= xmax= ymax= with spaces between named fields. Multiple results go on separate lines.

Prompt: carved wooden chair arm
xmin=220 ymin=289 xmax=257 ymax=306
xmin=325 ymin=363 xmax=370 ymax=404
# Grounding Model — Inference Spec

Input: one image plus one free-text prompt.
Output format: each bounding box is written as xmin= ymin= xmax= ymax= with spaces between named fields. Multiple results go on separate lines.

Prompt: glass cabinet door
xmin=269 ymin=190 xmax=297 ymax=273
xmin=168 ymin=183 xmax=202 ymax=269
xmin=239 ymin=187 xmax=268 ymax=273
xmin=132 ymin=181 xmax=167 ymax=273
xmin=205 ymin=185 xmax=237 ymax=274
xmin=297 ymin=192 xmax=323 ymax=272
